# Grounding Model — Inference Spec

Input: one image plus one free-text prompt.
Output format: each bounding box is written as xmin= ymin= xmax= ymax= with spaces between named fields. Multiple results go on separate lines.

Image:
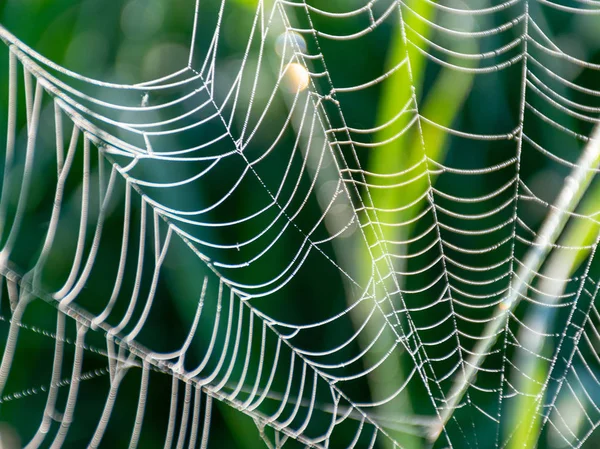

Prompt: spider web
xmin=0 ymin=0 xmax=600 ymax=448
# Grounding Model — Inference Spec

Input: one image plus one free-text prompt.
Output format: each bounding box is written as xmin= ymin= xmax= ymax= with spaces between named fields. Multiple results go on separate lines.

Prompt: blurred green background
xmin=1 ymin=0 xmax=600 ymax=448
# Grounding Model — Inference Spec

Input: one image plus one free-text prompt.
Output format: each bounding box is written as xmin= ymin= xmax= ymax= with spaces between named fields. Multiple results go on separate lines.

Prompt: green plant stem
xmin=430 ymin=125 xmax=600 ymax=441
xmin=507 ymin=137 xmax=600 ymax=448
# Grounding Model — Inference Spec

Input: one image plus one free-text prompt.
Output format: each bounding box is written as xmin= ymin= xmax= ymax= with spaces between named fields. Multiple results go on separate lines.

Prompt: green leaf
xmin=352 ymin=2 xmax=475 ymax=447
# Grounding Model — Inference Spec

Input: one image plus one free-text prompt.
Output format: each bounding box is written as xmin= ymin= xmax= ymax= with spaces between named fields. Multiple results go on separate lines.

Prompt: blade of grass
xmin=433 ymin=125 xmax=600 ymax=441
xmin=507 ymin=169 xmax=600 ymax=449
xmin=358 ymin=2 xmax=475 ymax=447
xmin=354 ymin=4 xmax=433 ymax=448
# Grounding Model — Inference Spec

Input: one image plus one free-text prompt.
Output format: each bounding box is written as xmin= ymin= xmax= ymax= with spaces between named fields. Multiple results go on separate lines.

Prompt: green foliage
xmin=2 ymin=1 xmax=600 ymax=448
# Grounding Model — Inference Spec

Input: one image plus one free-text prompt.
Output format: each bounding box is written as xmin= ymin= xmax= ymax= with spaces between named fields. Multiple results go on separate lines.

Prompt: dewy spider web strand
xmin=1 ymin=0 xmax=600 ymax=448
xmin=0 ymin=4 xmax=412 ymax=448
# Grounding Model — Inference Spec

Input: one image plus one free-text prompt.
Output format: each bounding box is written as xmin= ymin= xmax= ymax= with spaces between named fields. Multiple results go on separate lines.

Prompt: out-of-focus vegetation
xmin=2 ymin=0 xmax=600 ymax=448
